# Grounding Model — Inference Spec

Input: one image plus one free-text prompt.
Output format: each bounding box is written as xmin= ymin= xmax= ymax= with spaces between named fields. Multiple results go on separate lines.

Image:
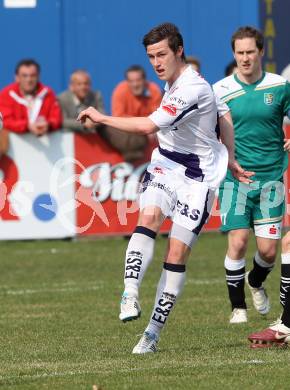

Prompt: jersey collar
xmin=234 ymin=71 xmax=265 ymax=89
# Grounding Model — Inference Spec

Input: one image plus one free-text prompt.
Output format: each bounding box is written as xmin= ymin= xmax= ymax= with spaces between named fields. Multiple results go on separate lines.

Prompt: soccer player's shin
xmin=225 ymin=256 xmax=246 ymax=310
xmin=281 ymin=293 xmax=290 ymax=329
xmin=120 ymin=226 xmax=156 ymax=322
xmin=246 ymin=252 xmax=271 ymax=315
xmin=280 ymin=253 xmax=290 ymax=307
xmin=123 ymin=226 xmax=156 ymax=297
xmin=248 ymin=251 xmax=274 ymax=288
xmin=145 ymin=262 xmax=186 ymax=338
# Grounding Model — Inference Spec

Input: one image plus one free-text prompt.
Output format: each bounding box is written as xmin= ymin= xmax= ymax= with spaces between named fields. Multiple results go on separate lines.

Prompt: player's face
xmin=146 ymin=39 xmax=183 ymax=85
xmin=233 ymin=38 xmax=263 ymax=78
xmin=126 ymin=70 xmax=146 ymax=96
xmin=70 ymin=74 xmax=91 ymax=100
xmin=16 ymin=65 xmax=39 ymax=95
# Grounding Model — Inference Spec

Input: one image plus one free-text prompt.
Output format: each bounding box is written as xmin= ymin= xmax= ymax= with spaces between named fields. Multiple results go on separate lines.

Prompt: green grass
xmin=0 ymin=233 xmax=289 ymax=389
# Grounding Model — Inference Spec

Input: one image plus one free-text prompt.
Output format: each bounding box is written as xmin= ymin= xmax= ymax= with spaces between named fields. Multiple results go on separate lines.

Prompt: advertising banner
xmin=2 ymin=128 xmax=289 ymax=240
xmin=74 ymin=133 xmax=221 ymax=236
xmin=0 ymin=132 xmax=75 ymax=240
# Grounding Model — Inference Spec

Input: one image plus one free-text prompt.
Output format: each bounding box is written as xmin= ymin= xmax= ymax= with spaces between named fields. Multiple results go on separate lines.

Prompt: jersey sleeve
xmin=215 ymin=93 xmax=229 ymax=118
xmin=149 ymin=84 xmax=199 ymax=129
xmin=212 ymin=82 xmax=230 ymax=118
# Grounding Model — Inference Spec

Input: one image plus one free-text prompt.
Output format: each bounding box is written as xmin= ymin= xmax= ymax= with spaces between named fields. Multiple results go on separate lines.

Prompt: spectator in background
xmin=225 ymin=60 xmax=238 ymax=76
xmin=185 ymin=55 xmax=201 ymax=73
xmin=0 ymin=112 xmax=9 ymax=156
xmin=58 ymin=70 xmax=105 ymax=133
xmin=0 ymin=59 xmax=62 ymax=136
xmin=110 ymin=65 xmax=161 ymax=162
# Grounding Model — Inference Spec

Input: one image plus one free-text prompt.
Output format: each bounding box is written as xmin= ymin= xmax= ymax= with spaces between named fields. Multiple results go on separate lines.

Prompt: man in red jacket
xmin=0 ymin=59 xmax=62 ymax=136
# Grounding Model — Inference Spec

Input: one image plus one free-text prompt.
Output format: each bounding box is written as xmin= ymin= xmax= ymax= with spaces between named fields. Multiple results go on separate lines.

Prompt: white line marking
xmin=0 ymin=279 xmax=224 ymax=297
xmin=0 ymin=284 xmax=104 ymax=296
xmin=13 ymin=248 xmax=72 ymax=255
xmin=0 ymin=359 xmax=285 ymax=383
xmin=186 ymin=278 xmax=224 ymax=285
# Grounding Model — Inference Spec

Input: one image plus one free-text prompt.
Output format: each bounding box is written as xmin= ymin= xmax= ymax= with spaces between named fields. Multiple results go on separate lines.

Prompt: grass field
xmin=0 ymin=232 xmax=289 ymax=390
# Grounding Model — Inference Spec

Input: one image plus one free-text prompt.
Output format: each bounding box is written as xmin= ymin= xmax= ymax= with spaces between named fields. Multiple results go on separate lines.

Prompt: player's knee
xmin=166 ymin=247 xmax=183 ymax=261
xmin=138 ymin=208 xmax=163 ymax=231
xmin=282 ymin=233 xmax=290 ymax=253
xmin=166 ymin=244 xmax=189 ymax=263
xmin=228 ymin=232 xmax=248 ymax=257
xmin=258 ymin=245 xmax=277 ymax=263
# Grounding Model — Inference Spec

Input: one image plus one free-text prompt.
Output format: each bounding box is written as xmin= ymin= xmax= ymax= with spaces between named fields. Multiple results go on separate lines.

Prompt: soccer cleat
xmin=229 ymin=308 xmax=248 ymax=324
xmin=132 ymin=331 xmax=159 ymax=354
xmin=119 ymin=293 xmax=141 ymax=322
xmin=248 ymin=318 xmax=290 ymax=348
xmin=245 ymin=271 xmax=270 ymax=315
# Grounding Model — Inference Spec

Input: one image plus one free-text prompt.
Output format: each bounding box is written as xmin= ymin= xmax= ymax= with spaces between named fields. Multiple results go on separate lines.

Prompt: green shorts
xmin=218 ymin=177 xmax=285 ymax=232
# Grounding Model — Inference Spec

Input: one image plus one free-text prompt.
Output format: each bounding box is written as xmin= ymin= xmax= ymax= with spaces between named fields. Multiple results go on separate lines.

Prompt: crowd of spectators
xmin=0 ymin=57 xmax=289 ymax=162
xmin=0 ymin=59 xmax=162 ymax=163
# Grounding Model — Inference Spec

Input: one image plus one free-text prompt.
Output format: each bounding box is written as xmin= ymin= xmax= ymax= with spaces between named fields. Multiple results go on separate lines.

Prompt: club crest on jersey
xmin=162 ymin=104 xmax=177 ymax=116
xmin=264 ymin=93 xmax=274 ymax=105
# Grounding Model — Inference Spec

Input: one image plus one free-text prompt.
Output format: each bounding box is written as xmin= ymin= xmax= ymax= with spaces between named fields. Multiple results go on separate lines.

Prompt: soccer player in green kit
xmin=214 ymin=26 xmax=290 ymax=324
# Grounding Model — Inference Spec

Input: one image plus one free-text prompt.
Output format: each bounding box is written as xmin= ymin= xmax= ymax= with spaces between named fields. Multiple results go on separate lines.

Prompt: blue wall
xmin=0 ymin=0 xmax=258 ymax=112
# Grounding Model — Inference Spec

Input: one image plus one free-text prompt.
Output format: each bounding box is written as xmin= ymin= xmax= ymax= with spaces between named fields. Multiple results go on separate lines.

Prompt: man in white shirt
xmin=77 ymin=22 xmax=252 ymax=354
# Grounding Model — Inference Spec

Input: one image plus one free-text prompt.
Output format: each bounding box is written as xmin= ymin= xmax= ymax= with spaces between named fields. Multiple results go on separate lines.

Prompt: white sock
xmin=123 ymin=226 xmax=156 ymax=298
xmin=224 ymin=255 xmax=246 ymax=271
xmin=281 ymin=253 xmax=290 ymax=264
xmin=145 ymin=263 xmax=186 ymax=338
xmin=255 ymin=251 xmax=274 ymax=268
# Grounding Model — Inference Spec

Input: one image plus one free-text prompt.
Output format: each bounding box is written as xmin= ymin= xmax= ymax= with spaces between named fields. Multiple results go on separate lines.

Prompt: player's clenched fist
xmin=77 ymin=106 xmax=104 ymax=124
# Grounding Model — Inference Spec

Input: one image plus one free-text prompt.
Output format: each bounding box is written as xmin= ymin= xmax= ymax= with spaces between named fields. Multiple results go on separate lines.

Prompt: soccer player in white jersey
xmin=78 ymin=23 xmax=251 ymax=354
xmin=213 ymin=26 xmax=290 ymax=329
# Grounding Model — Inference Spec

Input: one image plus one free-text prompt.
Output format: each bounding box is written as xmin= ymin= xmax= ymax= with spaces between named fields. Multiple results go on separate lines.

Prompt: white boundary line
xmin=0 ymin=284 xmax=104 ymax=296
xmin=0 ymin=359 xmax=286 ymax=383
xmin=0 ymin=279 xmax=224 ymax=297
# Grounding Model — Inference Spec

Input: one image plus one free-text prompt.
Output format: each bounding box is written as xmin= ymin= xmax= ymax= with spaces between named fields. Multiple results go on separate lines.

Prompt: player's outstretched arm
xmin=219 ymin=112 xmax=255 ymax=183
xmin=77 ymin=106 xmax=158 ymax=135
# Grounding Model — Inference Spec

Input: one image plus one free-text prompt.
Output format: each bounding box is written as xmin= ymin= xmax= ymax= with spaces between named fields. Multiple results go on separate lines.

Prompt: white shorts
xmin=139 ymin=161 xmax=215 ymax=233
xmin=254 ymin=221 xmax=282 ymax=240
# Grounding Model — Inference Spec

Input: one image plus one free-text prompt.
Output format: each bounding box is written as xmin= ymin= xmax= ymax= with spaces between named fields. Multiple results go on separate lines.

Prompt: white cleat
xmin=269 ymin=317 xmax=282 ymax=331
xmin=229 ymin=308 xmax=248 ymax=324
xmin=119 ymin=293 xmax=141 ymax=322
xmin=132 ymin=331 xmax=159 ymax=354
xmin=274 ymin=323 xmax=290 ymax=343
xmin=246 ymin=271 xmax=270 ymax=315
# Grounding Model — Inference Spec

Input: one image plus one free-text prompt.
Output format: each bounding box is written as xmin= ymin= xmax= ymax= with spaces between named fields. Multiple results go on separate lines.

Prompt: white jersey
xmin=149 ymin=66 xmax=228 ymax=189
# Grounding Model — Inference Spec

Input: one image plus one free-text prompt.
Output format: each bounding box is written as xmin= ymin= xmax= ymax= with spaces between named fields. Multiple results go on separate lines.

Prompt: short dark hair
xmin=143 ymin=22 xmax=185 ymax=61
xmin=125 ymin=65 xmax=146 ymax=79
xmin=15 ymin=59 xmax=40 ymax=75
xmin=231 ymin=26 xmax=264 ymax=51
xmin=225 ymin=60 xmax=237 ymax=76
